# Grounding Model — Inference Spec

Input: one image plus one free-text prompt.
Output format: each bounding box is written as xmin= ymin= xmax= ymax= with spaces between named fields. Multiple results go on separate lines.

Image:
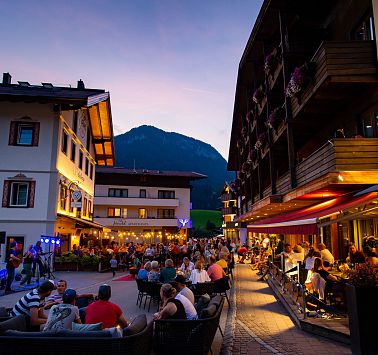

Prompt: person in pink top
xmin=207 ymin=256 xmax=226 ymax=281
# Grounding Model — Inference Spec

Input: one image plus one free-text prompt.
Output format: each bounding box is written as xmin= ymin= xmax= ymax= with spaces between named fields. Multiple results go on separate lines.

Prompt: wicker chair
xmin=154 ymin=297 xmax=224 ymax=355
xmin=0 ymin=319 xmax=154 ymax=355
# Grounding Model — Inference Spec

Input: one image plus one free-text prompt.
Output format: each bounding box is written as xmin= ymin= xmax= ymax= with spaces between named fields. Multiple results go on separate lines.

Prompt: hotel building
xmin=0 ymin=73 xmax=114 ymax=258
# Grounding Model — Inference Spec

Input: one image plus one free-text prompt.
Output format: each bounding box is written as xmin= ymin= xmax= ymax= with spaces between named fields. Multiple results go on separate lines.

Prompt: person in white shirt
xmin=189 ymin=261 xmax=211 ymax=284
xmin=180 ymin=257 xmax=194 ymax=278
xmin=175 ymin=293 xmax=198 ymax=320
xmin=318 ymin=243 xmax=335 ymax=265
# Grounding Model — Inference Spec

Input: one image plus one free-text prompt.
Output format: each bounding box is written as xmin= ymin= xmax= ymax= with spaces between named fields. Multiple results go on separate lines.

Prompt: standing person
xmin=20 ymin=245 xmax=35 ymax=287
xmin=5 ymin=241 xmax=21 ymax=294
xmin=32 ymin=240 xmax=45 ymax=278
xmin=110 ymin=254 xmax=118 ymax=277
xmin=85 ymin=285 xmax=128 ymax=329
xmin=11 ymin=281 xmax=55 ymax=330
xmin=43 ymin=289 xmax=81 ymax=331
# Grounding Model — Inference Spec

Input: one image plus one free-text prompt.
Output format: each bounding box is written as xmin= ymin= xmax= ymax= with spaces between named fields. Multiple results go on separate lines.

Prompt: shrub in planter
xmin=80 ymin=254 xmax=100 ymax=270
xmin=345 ymin=264 xmax=378 ymax=355
xmin=267 ymin=107 xmax=285 ymax=131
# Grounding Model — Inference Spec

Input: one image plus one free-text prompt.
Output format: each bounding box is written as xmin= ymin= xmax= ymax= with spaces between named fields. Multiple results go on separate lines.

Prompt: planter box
xmin=54 ymin=262 xmax=79 ymax=272
xmin=345 ymin=284 xmax=378 ymax=355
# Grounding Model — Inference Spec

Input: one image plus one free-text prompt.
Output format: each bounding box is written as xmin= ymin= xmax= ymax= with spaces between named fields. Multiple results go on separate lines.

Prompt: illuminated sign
xmin=177 ymin=218 xmax=192 ymax=228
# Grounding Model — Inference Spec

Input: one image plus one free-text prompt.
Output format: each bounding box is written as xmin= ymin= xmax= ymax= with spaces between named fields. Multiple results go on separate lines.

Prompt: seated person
xmin=364 ymin=246 xmax=378 ymax=268
xmin=216 ymin=254 xmax=228 ymax=269
xmin=153 ymin=284 xmax=186 ymax=320
xmin=11 ymin=281 xmax=55 ymax=330
xmin=85 ymin=285 xmax=128 ymax=329
xmin=148 ymin=261 xmax=161 ymax=282
xmin=318 ymin=243 xmax=335 ymax=265
xmin=313 ymin=258 xmax=340 ymax=295
xmin=180 ymin=257 xmax=194 ymax=279
xmin=347 ymin=244 xmax=366 ymax=265
xmin=159 ymin=259 xmax=176 ymax=283
xmin=43 ymin=289 xmax=81 ymax=331
xmin=137 ymin=261 xmax=151 ymax=280
xmin=207 ymin=256 xmax=226 ymax=282
xmin=189 ymin=261 xmax=211 ymax=284
xmin=174 ymin=275 xmax=195 ymax=304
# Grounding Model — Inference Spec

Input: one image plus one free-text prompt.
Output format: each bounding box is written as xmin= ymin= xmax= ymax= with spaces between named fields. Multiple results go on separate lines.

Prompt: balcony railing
xmin=222 ymin=207 xmax=237 ymax=215
xmin=94 ymin=196 xmax=179 ymax=207
xmin=221 ymin=193 xmax=235 ymax=202
xmin=291 ymin=40 xmax=377 ymax=119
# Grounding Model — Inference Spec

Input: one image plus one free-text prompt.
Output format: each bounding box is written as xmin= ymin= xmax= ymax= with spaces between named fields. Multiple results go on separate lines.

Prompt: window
xmin=158 ymin=190 xmax=175 ymax=199
xmin=2 ymin=180 xmax=35 ymax=208
xmin=88 ymin=200 xmax=92 ymax=217
xmin=108 ymin=188 xmax=128 ymax=197
xmin=361 ymin=111 xmax=378 ymax=137
xmin=140 ymin=189 xmax=146 ymax=198
xmin=85 ymin=158 xmax=89 ymax=176
xmin=353 ymin=12 xmax=375 ymax=41
xmin=70 ymin=141 xmax=76 ymax=162
xmin=10 ymin=182 xmax=29 ymax=207
xmin=17 ymin=124 xmax=34 ymax=145
xmin=9 ymin=121 xmax=40 ymax=146
xmin=139 ymin=208 xmax=147 ymax=219
xmin=83 ymin=197 xmax=87 ymax=216
xmin=73 ymin=111 xmax=78 ymax=134
xmin=157 ymin=209 xmax=175 ymax=219
xmin=59 ymin=184 xmax=67 ymax=210
xmin=90 ymin=163 xmax=94 ymax=180
xmin=61 ymin=129 xmax=68 ymax=154
xmin=86 ymin=127 xmax=91 ymax=151
xmin=79 ymin=150 xmax=84 ymax=170
xmin=108 ymin=208 xmax=127 ymax=218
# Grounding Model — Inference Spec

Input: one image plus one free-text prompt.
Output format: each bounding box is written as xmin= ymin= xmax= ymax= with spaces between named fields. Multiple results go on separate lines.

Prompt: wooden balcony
xmin=291 ymin=41 xmax=378 ymax=119
xmin=296 ymin=138 xmax=378 ymax=187
xmin=222 ymin=207 xmax=237 ymax=215
xmin=221 ymin=193 xmax=235 ymax=202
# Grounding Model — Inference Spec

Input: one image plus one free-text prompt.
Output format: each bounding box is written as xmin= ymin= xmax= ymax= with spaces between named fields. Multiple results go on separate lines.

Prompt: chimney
xmin=77 ymin=79 xmax=85 ymax=90
xmin=2 ymin=72 xmax=11 ymax=85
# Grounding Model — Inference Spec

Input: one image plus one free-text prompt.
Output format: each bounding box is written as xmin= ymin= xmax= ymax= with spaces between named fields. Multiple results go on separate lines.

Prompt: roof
xmin=0 ymin=78 xmax=115 ymax=166
xmin=96 ymin=167 xmax=207 ymax=180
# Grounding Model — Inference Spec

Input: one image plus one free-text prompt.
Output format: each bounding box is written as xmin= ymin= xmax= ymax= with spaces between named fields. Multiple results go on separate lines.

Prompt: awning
xmin=247 ymin=191 xmax=378 ymax=235
xmin=57 ymin=213 xmax=104 ymax=230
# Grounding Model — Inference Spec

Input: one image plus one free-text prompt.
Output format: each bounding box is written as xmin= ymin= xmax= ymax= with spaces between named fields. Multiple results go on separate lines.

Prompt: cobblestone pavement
xmin=231 ymin=264 xmax=351 ymax=355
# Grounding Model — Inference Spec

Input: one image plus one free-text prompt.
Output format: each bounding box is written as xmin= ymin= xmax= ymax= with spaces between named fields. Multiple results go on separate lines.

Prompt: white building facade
xmin=94 ymin=168 xmax=206 ymax=244
xmin=0 ymin=73 xmax=114 ymax=258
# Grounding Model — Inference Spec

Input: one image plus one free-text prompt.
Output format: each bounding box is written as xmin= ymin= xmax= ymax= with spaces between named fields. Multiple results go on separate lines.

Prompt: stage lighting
xmin=56 ymin=240 xmax=61 ymax=245
xmin=51 ymin=239 xmax=56 ymax=244
xmin=44 ymin=238 xmax=50 ymax=243
xmin=40 ymin=238 xmax=44 ymax=242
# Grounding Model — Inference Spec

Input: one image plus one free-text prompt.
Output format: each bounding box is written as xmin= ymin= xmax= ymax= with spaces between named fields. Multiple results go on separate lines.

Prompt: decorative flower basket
xmin=285 ymin=62 xmax=316 ymax=99
xmin=267 ymin=106 xmax=285 ymax=131
xmin=264 ymin=52 xmax=277 ymax=75
xmin=252 ymin=87 xmax=265 ymax=105
xmin=254 ymin=132 xmax=267 ymax=150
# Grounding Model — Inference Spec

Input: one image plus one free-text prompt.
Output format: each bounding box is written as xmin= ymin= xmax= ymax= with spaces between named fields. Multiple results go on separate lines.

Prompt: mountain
xmin=114 ymin=125 xmax=234 ymax=210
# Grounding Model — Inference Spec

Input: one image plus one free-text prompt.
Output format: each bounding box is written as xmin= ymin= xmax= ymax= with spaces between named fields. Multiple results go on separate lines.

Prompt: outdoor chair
xmin=192 ymin=281 xmax=214 ymax=297
xmin=154 ymin=296 xmax=224 ymax=355
xmin=213 ymin=277 xmax=231 ymax=307
xmin=144 ymin=282 xmax=162 ymax=312
xmin=135 ymin=278 xmax=149 ymax=308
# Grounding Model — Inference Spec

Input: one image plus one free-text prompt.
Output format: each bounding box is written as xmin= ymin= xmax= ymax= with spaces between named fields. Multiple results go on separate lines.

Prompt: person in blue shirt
xmin=159 ymin=259 xmax=177 ymax=283
xmin=137 ymin=261 xmax=151 ymax=280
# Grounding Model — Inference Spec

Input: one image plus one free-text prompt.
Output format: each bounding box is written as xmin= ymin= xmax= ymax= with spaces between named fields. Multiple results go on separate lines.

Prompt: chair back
xmin=193 ymin=282 xmax=214 ymax=296
xmin=213 ymin=277 xmax=231 ymax=293
xmin=136 ymin=278 xmax=147 ymax=292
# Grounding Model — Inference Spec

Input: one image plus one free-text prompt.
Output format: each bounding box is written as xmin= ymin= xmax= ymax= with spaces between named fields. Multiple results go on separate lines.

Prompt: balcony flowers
xmin=248 ymin=148 xmax=258 ymax=163
xmin=254 ymin=132 xmax=267 ymax=150
xmin=252 ymin=87 xmax=265 ymax=105
xmin=264 ymin=52 xmax=277 ymax=74
xmin=267 ymin=106 xmax=285 ymax=131
xmin=285 ymin=62 xmax=316 ymax=98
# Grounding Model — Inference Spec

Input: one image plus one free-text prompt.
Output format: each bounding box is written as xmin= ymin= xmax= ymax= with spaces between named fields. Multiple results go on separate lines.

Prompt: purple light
xmin=40 ymin=238 xmax=44 ymax=242
xmin=44 ymin=238 xmax=49 ymax=243
xmin=51 ymin=239 xmax=56 ymax=244
xmin=56 ymin=240 xmax=61 ymax=245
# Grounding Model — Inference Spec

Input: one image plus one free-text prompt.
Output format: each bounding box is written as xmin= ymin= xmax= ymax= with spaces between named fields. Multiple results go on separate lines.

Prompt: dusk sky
xmin=1 ymin=0 xmax=262 ymax=159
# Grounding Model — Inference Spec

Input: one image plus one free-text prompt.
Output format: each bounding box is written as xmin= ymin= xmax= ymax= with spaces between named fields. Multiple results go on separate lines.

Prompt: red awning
xmin=247 ymin=192 xmax=378 ymax=235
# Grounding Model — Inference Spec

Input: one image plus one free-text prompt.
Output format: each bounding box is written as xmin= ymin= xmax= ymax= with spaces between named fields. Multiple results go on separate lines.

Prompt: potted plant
xmin=345 ymin=264 xmax=378 ymax=355
xmin=285 ymin=62 xmax=316 ymax=99
xmin=254 ymin=132 xmax=267 ymax=150
xmin=252 ymin=87 xmax=265 ymax=105
xmin=80 ymin=254 xmax=100 ymax=271
xmin=267 ymin=106 xmax=285 ymax=132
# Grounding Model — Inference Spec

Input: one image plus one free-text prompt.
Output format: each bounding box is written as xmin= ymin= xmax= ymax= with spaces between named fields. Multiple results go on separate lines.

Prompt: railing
xmin=222 ymin=207 xmax=237 ymax=215
xmin=291 ymin=40 xmax=377 ymax=118
xmin=221 ymin=193 xmax=234 ymax=202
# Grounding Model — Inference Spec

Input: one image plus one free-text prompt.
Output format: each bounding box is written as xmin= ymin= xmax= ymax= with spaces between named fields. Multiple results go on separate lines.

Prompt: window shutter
xmin=32 ymin=122 xmax=40 ymax=146
xmin=8 ymin=121 xmax=17 ymax=145
xmin=2 ymin=180 xmax=10 ymax=207
xmin=27 ymin=181 xmax=36 ymax=208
